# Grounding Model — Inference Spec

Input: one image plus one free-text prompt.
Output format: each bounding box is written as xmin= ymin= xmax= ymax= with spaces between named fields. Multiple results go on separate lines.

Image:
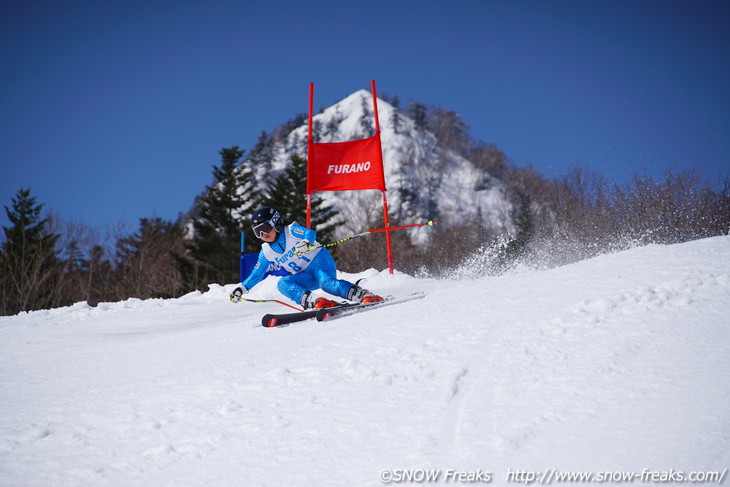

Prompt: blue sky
xmin=2 ymin=0 xmax=728 ymax=231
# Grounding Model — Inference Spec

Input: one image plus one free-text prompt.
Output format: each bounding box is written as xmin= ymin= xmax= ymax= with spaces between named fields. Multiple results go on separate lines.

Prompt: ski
xmin=261 ymin=309 xmax=318 ymax=328
xmin=261 ymin=292 xmax=425 ymax=327
xmin=315 ymin=292 xmax=425 ymax=321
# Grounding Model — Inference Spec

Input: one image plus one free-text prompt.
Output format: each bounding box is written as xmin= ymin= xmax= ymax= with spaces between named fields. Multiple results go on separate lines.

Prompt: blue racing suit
xmin=241 ymin=223 xmax=354 ymax=305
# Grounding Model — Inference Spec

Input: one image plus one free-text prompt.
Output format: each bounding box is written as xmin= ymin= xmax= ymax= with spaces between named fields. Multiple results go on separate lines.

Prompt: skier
xmin=229 ymin=206 xmax=383 ymax=309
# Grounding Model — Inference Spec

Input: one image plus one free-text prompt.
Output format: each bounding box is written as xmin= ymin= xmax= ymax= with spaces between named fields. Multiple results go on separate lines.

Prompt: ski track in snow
xmin=1 ymin=236 xmax=729 ymax=486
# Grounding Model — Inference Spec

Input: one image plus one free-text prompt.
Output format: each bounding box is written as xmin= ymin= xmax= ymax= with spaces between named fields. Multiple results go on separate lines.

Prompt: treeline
xmin=2 ymin=162 xmax=728 ymax=317
xmin=411 ymin=166 xmax=730 ymax=278
xmin=326 ymin=165 xmax=730 ymax=278
xmin=0 ymin=149 xmax=336 ymax=316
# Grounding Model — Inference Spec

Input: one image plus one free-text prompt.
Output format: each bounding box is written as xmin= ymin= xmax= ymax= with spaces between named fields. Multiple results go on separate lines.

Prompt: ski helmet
xmin=251 ymin=207 xmax=283 ymax=238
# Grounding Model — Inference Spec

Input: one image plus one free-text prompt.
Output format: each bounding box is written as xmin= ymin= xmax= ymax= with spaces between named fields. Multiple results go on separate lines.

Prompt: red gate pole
xmin=306 ymin=82 xmax=315 ymax=227
xmin=370 ymin=79 xmax=394 ymax=274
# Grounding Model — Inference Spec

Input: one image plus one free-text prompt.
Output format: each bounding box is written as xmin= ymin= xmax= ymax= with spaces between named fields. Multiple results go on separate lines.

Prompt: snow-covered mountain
xmin=2 ymin=235 xmax=729 ymax=486
xmin=253 ymin=90 xmax=514 ymax=239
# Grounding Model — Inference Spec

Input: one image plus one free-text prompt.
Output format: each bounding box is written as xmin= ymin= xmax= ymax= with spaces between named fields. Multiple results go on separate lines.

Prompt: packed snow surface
xmin=1 ymin=236 xmax=729 ymax=486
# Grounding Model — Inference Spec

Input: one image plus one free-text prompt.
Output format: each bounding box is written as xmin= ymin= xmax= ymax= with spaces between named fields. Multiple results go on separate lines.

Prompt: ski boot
xmin=347 ymin=284 xmax=384 ymax=304
xmin=301 ymin=291 xmax=338 ymax=310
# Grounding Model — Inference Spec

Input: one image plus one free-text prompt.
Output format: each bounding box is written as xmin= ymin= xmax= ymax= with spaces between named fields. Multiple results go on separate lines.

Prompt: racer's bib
xmin=261 ymin=225 xmax=321 ymax=274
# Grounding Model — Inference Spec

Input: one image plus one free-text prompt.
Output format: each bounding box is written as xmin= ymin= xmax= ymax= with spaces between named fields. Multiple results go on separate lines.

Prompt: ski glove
xmin=229 ymin=286 xmax=247 ymax=302
xmin=294 ymin=240 xmax=312 ymax=257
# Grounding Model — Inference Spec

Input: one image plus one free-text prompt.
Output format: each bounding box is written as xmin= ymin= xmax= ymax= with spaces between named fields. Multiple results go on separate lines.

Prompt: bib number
xmin=287 ymin=255 xmax=311 ymax=273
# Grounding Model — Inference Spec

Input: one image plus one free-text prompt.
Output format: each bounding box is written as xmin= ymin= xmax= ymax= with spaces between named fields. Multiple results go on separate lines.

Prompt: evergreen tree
xmin=406 ymin=101 xmax=428 ymax=132
xmin=247 ymin=131 xmax=274 ymax=185
xmin=272 ymin=113 xmax=307 ymax=145
xmin=359 ymin=94 xmax=374 ymax=138
xmin=325 ymin=117 xmax=340 ymax=141
xmin=1 ymin=188 xmax=60 ymax=314
xmin=186 ymin=147 xmax=256 ymax=287
xmin=323 ymin=107 xmax=344 ymax=142
xmin=397 ymin=170 xmax=420 ymax=222
xmin=395 ymin=146 xmax=420 ymax=221
xmin=390 ymin=95 xmax=402 ymax=134
xmin=312 ymin=120 xmax=322 ymax=143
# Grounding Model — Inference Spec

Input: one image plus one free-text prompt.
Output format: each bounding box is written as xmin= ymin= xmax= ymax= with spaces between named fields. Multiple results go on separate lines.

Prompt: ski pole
xmin=240 ymin=297 xmax=303 ymax=312
xmin=307 ymin=221 xmax=435 ymax=252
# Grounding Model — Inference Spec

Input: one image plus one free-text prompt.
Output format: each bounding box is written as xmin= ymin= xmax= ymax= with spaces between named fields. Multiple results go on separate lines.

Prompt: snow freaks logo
xmin=379 ymin=468 xmax=492 ymax=483
xmin=327 ymin=161 xmax=372 ymax=175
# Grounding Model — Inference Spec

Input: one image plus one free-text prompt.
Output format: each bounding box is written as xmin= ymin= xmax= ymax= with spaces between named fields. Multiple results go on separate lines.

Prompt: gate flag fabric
xmin=306 ymin=134 xmax=386 ymax=193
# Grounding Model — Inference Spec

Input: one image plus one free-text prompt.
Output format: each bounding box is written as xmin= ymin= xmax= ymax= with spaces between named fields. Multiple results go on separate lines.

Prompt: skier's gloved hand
xmin=294 ymin=240 xmax=312 ymax=257
xmin=229 ymin=286 xmax=247 ymax=302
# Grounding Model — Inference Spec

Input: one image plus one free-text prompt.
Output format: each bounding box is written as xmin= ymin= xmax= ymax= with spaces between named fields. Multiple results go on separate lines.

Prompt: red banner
xmin=307 ymin=134 xmax=386 ymax=193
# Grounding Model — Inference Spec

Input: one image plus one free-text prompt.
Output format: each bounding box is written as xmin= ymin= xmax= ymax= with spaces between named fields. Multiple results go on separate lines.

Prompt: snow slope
xmin=1 ymin=236 xmax=729 ymax=486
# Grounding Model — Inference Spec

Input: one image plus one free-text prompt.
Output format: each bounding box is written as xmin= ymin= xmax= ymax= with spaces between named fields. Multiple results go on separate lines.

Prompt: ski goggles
xmin=253 ymin=219 xmax=276 ymax=238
